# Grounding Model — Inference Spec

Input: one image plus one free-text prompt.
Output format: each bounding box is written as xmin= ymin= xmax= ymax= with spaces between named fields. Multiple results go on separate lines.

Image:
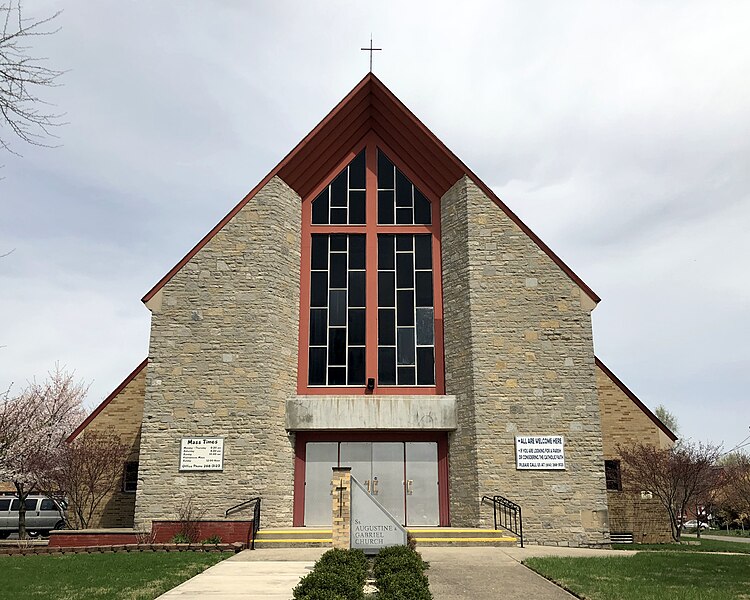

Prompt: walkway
xmin=156 ymin=548 xmax=324 ymax=599
xmin=422 ymin=546 xmax=636 ymax=600
xmin=156 ymin=545 xmax=636 ymax=600
xmin=684 ymin=533 xmax=750 ymax=544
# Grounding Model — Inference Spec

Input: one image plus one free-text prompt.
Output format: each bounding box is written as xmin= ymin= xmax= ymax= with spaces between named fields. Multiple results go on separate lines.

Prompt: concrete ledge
xmin=286 ymin=395 xmax=457 ymax=431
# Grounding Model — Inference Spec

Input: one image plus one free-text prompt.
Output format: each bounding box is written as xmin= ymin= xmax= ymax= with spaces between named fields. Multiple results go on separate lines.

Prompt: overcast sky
xmin=1 ymin=1 xmax=748 ymax=451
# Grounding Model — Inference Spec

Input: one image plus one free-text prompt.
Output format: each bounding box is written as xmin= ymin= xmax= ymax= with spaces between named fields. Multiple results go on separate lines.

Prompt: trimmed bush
xmin=293 ymin=548 xmax=367 ymax=600
xmin=374 ymin=546 xmax=431 ymax=600
xmin=373 ymin=545 xmax=428 ymax=580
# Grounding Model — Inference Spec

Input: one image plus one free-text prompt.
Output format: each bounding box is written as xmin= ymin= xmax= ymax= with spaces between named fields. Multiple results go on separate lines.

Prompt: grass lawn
xmin=612 ymin=538 xmax=750 ymax=554
xmin=1 ymin=552 xmax=232 ymax=600
xmin=525 ymin=553 xmax=750 ymax=600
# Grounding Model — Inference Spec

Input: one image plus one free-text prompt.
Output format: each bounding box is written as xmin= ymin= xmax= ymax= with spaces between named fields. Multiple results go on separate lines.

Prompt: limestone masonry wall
xmin=441 ymin=176 xmax=610 ymax=546
xmin=597 ymin=364 xmax=673 ymax=543
xmin=135 ymin=176 xmax=301 ymax=529
xmin=81 ymin=364 xmax=145 ymax=528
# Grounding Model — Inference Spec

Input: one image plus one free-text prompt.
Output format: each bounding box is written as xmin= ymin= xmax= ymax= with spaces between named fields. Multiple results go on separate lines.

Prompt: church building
xmin=68 ymin=73 xmax=676 ymax=546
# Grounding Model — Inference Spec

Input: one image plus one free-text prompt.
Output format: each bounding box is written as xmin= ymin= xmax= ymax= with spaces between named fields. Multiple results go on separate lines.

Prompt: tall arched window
xmin=298 ymin=136 xmax=444 ymax=394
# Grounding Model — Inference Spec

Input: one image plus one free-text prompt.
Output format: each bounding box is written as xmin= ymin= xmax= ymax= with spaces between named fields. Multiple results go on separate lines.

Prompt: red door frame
xmin=293 ymin=431 xmax=450 ymax=527
xmin=296 ymin=131 xmax=446 ymax=396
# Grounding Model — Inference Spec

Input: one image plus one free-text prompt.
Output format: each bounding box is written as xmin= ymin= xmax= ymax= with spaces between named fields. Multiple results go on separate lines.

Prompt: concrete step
xmin=253 ymin=527 xmax=517 ymax=548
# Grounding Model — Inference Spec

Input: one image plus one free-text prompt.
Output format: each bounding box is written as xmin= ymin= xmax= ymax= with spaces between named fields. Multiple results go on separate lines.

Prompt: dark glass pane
xmin=349 ymin=190 xmax=366 ymax=224
xmin=378 ymin=272 xmax=395 ymax=307
xmin=328 ymin=328 xmax=346 ymax=365
xmin=414 ymin=235 xmax=432 ymax=269
xmin=396 ymin=235 xmax=413 ymax=251
xmin=397 ymin=328 xmax=415 ymax=366
xmin=329 ymin=290 xmax=346 ymax=326
xmin=331 ymin=208 xmax=347 ymax=224
xmin=349 ymin=150 xmax=366 ymax=189
xmin=330 ymin=234 xmax=347 ymax=251
xmin=414 ymin=189 xmax=431 ymax=224
xmin=309 ymin=347 xmax=327 ymax=385
xmin=348 ymin=309 xmax=366 ymax=345
xmin=396 ymin=207 xmax=412 ymax=225
xmin=378 ymin=235 xmax=395 ymax=270
xmin=310 ymin=309 xmax=327 ymax=345
xmin=310 ymin=271 xmax=328 ymax=307
xmin=398 ymin=366 xmax=416 ymax=386
xmin=349 ymin=235 xmax=365 ymax=270
xmin=311 ymin=235 xmax=328 ymax=270
xmin=312 ymin=189 xmax=329 ymax=225
xmin=378 ymin=150 xmax=394 ymax=189
xmin=417 ymin=347 xmax=435 ymax=385
xmin=397 ymin=290 xmax=414 ymax=326
xmin=416 ymin=308 xmax=434 ymax=346
xmin=415 ymin=271 xmax=433 ymax=307
xmin=378 ymin=309 xmax=395 ymax=345
xmin=348 ymin=347 xmax=365 ymax=385
xmin=348 ymin=271 xmax=365 ymax=308
xmin=396 ymin=170 xmax=412 ymax=207
xmin=329 ymin=367 xmax=346 ymax=385
xmin=331 ymin=171 xmax=347 ymax=207
xmin=378 ymin=347 xmax=396 ymax=385
xmin=378 ymin=190 xmax=394 ymax=224
xmin=330 ymin=253 xmax=347 ymax=288
xmin=396 ymin=253 xmax=414 ymax=289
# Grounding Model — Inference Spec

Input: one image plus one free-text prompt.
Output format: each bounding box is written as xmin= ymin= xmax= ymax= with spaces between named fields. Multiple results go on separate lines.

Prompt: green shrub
xmin=293 ymin=570 xmax=364 ymax=600
xmin=316 ymin=548 xmax=368 ymax=580
xmin=200 ymin=535 xmax=222 ymax=544
xmin=373 ymin=545 xmax=428 ymax=580
xmin=169 ymin=533 xmax=192 ymax=544
xmin=378 ymin=570 xmax=432 ymax=600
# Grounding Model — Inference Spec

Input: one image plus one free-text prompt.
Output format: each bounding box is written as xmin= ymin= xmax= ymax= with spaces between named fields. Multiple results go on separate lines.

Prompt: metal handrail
xmin=225 ymin=496 xmax=261 ymax=550
xmin=482 ymin=494 xmax=524 ymax=548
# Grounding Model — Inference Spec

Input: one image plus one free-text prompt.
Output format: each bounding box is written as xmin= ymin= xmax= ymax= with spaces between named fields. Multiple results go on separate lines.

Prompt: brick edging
xmin=0 ymin=542 xmax=244 ymax=556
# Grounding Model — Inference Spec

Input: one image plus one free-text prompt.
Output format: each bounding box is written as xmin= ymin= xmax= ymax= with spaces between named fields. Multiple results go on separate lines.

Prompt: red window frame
xmin=297 ymin=132 xmax=445 ymax=395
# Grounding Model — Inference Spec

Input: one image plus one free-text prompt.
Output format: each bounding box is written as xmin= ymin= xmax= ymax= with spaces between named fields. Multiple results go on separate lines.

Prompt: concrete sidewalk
xmin=421 ymin=545 xmax=637 ymax=600
xmin=156 ymin=545 xmax=635 ymax=600
xmin=156 ymin=549 xmax=324 ymax=599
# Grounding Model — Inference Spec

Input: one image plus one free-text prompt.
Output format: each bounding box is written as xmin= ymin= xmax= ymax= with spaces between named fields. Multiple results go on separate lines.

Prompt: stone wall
xmin=80 ymin=363 xmax=145 ymax=528
xmin=441 ymin=176 xmax=610 ymax=546
xmin=134 ymin=176 xmax=301 ymax=529
xmin=597 ymin=363 xmax=673 ymax=543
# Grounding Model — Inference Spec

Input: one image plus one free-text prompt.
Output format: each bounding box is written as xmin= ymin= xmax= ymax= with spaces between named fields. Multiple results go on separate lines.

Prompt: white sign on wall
xmin=179 ymin=438 xmax=224 ymax=471
xmin=515 ymin=436 xmax=565 ymax=470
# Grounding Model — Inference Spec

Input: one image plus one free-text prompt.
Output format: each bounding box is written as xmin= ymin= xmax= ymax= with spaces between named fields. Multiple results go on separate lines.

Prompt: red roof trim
xmin=66 ymin=358 xmax=148 ymax=442
xmin=595 ymin=356 xmax=678 ymax=442
xmin=142 ymin=73 xmax=600 ymax=304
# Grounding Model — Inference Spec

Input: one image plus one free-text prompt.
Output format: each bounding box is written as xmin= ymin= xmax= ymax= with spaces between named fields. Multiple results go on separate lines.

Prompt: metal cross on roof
xmin=361 ymin=35 xmax=382 ymax=72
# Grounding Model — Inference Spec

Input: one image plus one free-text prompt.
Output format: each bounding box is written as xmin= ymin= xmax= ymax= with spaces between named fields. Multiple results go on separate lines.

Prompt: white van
xmin=0 ymin=495 xmax=67 ymax=538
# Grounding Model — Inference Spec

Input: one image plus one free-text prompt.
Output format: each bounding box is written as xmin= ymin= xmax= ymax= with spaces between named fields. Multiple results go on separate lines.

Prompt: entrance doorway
xmin=303 ymin=441 xmax=440 ymax=526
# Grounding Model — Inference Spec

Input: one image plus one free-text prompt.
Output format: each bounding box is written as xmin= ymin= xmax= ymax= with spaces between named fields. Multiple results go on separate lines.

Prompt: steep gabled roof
xmin=142 ymin=73 xmax=600 ymax=304
xmin=66 ymin=358 xmax=148 ymax=442
xmin=595 ymin=356 xmax=678 ymax=442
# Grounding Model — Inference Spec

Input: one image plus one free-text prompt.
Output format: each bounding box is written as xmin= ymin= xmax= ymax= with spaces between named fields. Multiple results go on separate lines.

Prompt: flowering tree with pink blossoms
xmin=0 ymin=366 xmax=87 ymax=538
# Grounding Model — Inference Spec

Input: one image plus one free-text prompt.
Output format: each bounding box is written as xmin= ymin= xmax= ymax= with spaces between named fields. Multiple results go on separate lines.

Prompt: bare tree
xmin=44 ymin=433 xmax=129 ymax=529
xmin=618 ymin=441 xmax=725 ymax=542
xmin=0 ymin=366 xmax=87 ymax=538
xmin=1 ymin=1 xmax=64 ymax=154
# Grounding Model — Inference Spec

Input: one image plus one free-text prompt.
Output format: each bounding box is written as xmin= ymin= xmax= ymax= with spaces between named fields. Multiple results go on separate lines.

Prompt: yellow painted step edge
xmin=412 ymin=537 xmax=517 ymax=542
xmin=407 ymin=529 xmax=513 ymax=533
xmin=257 ymin=530 xmax=332 ymax=535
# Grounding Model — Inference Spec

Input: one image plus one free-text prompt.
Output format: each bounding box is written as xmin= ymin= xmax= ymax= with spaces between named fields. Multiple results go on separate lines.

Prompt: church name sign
xmin=350 ymin=476 xmax=407 ymax=554
xmin=179 ymin=438 xmax=224 ymax=471
xmin=515 ymin=436 xmax=565 ymax=470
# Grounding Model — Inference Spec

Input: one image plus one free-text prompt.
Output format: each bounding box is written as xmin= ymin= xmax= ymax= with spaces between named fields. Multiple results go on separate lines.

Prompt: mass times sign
xmin=179 ymin=438 xmax=224 ymax=471
xmin=515 ymin=436 xmax=565 ymax=470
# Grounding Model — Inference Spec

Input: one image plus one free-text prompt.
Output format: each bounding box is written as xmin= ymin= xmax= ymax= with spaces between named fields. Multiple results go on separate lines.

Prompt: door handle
xmin=365 ymin=479 xmax=370 ymax=493
xmin=406 ymin=479 xmax=414 ymax=495
xmin=372 ymin=477 xmax=379 ymax=495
